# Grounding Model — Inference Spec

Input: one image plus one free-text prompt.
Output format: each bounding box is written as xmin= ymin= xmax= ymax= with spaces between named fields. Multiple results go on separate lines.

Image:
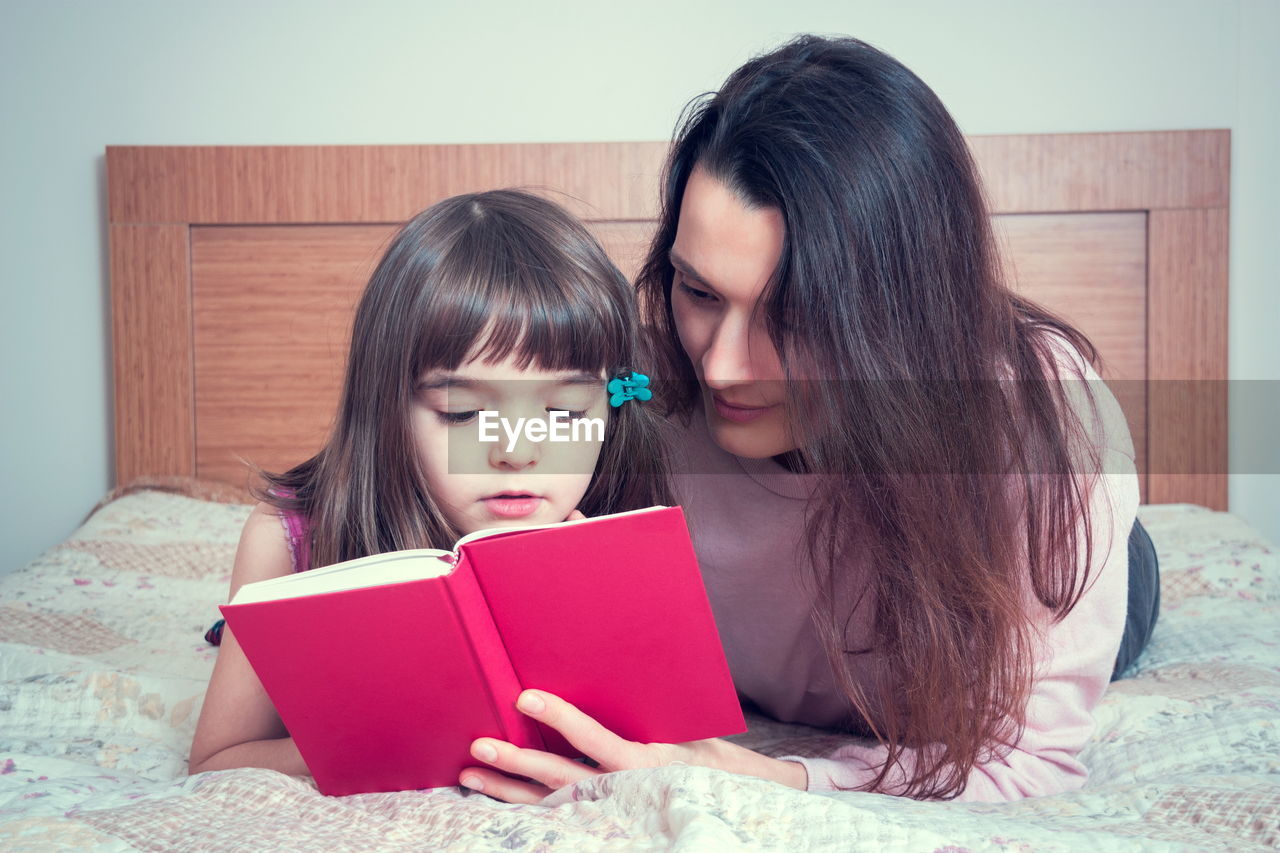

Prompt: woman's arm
xmin=794 ymin=447 xmax=1140 ymax=800
xmin=790 ymin=333 xmax=1141 ymax=800
xmin=188 ymin=503 xmax=308 ymax=777
xmin=465 ymin=446 xmax=1136 ymax=803
xmin=458 ymin=690 xmax=806 ymax=803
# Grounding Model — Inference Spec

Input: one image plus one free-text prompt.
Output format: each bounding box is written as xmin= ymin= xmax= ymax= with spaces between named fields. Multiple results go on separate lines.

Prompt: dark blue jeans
xmin=1111 ymin=518 xmax=1160 ymax=680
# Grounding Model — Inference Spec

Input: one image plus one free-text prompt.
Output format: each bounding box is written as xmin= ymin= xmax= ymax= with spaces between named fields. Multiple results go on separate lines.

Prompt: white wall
xmin=2 ymin=0 xmax=1276 ymax=573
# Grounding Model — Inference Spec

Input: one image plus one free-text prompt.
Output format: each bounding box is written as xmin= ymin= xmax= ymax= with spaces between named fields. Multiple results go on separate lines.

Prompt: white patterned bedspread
xmin=1 ymin=491 xmax=1276 ymax=851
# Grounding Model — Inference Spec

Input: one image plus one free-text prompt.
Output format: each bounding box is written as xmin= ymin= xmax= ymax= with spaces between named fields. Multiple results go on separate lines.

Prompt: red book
xmin=219 ymin=506 xmax=745 ymax=796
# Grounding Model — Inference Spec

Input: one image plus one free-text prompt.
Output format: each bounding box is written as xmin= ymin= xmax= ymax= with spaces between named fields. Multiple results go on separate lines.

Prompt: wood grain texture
xmin=1146 ymin=208 xmax=1229 ymax=509
xmin=586 ymin=220 xmax=656 ymax=285
xmin=972 ymin=130 xmax=1229 ymax=213
xmin=107 ymin=144 xmax=669 ymax=225
xmin=109 ymin=224 xmax=194 ymax=482
xmin=191 ymin=225 xmax=395 ymax=487
xmin=106 ymin=133 xmax=1228 ymax=226
xmin=106 ymin=133 xmax=1230 ymax=509
xmin=995 ymin=212 xmax=1148 ymax=381
xmin=994 ymin=211 xmax=1149 ymax=498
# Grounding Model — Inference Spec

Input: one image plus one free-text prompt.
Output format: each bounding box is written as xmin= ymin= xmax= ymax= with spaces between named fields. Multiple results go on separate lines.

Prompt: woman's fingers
xmin=460 ymin=690 xmax=665 ymax=803
xmin=458 ymin=765 xmax=549 ymax=805
xmin=461 ymin=736 xmax=599 ymax=802
xmin=515 ymin=690 xmax=649 ymax=771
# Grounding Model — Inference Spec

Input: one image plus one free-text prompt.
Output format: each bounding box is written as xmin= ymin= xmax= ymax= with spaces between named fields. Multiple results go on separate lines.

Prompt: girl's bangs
xmin=411 ymin=256 xmax=630 ymax=379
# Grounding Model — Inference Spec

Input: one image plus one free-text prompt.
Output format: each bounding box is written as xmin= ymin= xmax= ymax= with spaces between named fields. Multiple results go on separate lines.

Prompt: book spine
xmin=443 ymin=556 xmax=546 ymax=751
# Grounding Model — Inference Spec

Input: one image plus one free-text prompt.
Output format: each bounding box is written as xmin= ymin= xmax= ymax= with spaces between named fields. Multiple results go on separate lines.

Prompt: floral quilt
xmin=1 ymin=489 xmax=1277 ymax=851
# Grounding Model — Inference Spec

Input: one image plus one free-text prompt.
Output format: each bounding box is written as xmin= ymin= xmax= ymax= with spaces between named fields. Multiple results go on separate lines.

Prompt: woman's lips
xmin=482 ymin=495 xmax=544 ymax=518
xmin=712 ymin=395 xmax=775 ymax=424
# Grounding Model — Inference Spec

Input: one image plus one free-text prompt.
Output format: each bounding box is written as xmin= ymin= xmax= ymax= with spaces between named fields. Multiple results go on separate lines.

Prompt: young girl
xmin=188 ymin=189 xmax=670 ymax=776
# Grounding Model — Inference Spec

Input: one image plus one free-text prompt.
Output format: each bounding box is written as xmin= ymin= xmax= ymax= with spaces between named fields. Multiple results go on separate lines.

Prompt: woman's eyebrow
xmin=668 ymin=249 xmax=713 ymax=287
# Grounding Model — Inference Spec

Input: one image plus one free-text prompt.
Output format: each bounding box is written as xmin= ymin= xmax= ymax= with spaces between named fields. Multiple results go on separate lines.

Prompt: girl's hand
xmin=459 ymin=690 xmax=807 ymax=804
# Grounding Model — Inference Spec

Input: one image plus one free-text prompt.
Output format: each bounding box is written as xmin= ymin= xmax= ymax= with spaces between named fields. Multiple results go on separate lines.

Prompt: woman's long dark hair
xmin=262 ymin=189 xmax=671 ymax=568
xmin=638 ymin=35 xmax=1102 ymax=799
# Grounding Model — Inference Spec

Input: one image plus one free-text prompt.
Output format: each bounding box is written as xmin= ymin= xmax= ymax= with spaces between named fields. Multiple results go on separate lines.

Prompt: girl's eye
xmin=437 ymin=410 xmax=479 ymax=425
xmin=547 ymin=408 xmax=589 ymax=420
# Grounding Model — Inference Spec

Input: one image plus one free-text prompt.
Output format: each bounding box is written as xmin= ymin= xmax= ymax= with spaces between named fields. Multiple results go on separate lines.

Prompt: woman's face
xmin=669 ymin=166 xmax=795 ymax=459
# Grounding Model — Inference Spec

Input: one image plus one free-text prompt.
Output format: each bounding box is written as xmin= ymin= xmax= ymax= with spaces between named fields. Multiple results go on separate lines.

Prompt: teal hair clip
xmin=608 ymin=372 xmax=652 ymax=407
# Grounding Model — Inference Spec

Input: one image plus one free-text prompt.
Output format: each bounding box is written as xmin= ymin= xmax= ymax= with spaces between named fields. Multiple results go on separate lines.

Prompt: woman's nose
xmin=700 ymin=318 xmax=757 ymax=389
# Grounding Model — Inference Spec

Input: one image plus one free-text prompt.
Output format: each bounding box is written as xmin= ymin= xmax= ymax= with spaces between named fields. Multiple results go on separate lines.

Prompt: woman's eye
xmin=676 ymin=277 xmax=716 ymax=304
xmin=437 ymin=410 xmax=479 ymax=425
xmin=547 ymin=408 xmax=589 ymax=420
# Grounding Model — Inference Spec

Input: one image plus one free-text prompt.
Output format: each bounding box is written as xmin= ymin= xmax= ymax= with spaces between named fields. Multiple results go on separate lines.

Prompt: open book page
xmin=229 ymin=549 xmax=453 ymax=604
xmin=452 ymin=505 xmax=668 ymax=548
xmin=229 ymin=506 xmax=670 ymax=606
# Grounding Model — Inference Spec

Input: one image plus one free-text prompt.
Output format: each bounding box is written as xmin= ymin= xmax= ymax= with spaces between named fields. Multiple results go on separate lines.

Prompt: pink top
xmin=204 ymin=499 xmax=311 ymax=647
xmin=279 ymin=506 xmax=311 ymax=574
xmin=672 ymin=340 xmax=1139 ymax=801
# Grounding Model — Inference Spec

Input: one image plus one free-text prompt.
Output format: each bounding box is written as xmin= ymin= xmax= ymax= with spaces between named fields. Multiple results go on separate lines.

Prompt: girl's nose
xmin=489 ymin=421 xmax=541 ymax=470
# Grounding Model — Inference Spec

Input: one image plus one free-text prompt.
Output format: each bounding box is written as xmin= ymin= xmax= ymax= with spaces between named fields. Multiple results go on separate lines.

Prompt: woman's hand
xmin=459 ymin=690 xmax=808 ymax=803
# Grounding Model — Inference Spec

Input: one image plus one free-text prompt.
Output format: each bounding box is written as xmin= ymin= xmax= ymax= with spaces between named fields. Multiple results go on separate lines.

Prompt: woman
xmin=459 ymin=34 xmax=1160 ymax=802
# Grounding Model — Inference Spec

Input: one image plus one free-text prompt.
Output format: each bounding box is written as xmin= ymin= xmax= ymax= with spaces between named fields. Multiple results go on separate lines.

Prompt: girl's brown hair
xmin=638 ymin=35 xmax=1103 ymax=799
xmin=262 ymin=189 xmax=671 ymax=568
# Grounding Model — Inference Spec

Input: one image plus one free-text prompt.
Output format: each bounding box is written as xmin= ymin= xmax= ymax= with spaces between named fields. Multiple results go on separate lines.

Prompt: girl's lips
xmin=712 ymin=395 xmax=774 ymax=424
xmin=482 ymin=495 xmax=544 ymax=519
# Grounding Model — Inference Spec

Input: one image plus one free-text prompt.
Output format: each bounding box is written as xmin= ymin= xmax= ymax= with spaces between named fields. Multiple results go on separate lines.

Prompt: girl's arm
xmin=188 ymin=503 xmax=309 ymax=777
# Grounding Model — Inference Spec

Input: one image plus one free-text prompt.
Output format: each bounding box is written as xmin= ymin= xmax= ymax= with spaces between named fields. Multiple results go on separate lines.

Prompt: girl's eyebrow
xmin=667 ymin=249 xmax=714 ymax=288
xmin=415 ymin=375 xmax=479 ymax=392
xmin=559 ymin=373 xmax=605 ymax=387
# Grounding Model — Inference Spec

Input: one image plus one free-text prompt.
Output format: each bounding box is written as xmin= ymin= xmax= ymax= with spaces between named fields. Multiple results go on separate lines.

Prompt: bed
xmin=2 ymin=132 xmax=1277 ymax=850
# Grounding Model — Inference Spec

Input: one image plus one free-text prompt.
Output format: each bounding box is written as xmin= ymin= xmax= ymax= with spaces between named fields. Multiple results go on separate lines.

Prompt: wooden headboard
xmin=106 ymin=132 xmax=1229 ymax=509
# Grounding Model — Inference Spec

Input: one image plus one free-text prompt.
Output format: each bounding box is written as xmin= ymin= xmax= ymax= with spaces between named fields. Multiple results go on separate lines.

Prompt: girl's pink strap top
xmin=279 ymin=506 xmax=312 ymax=574
xmin=204 ymin=502 xmax=311 ymax=646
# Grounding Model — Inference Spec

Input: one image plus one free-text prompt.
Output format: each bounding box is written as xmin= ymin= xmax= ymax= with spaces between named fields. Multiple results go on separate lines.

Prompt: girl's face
xmin=412 ymin=352 xmax=608 ymax=535
xmin=670 ymin=166 xmax=795 ymax=459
